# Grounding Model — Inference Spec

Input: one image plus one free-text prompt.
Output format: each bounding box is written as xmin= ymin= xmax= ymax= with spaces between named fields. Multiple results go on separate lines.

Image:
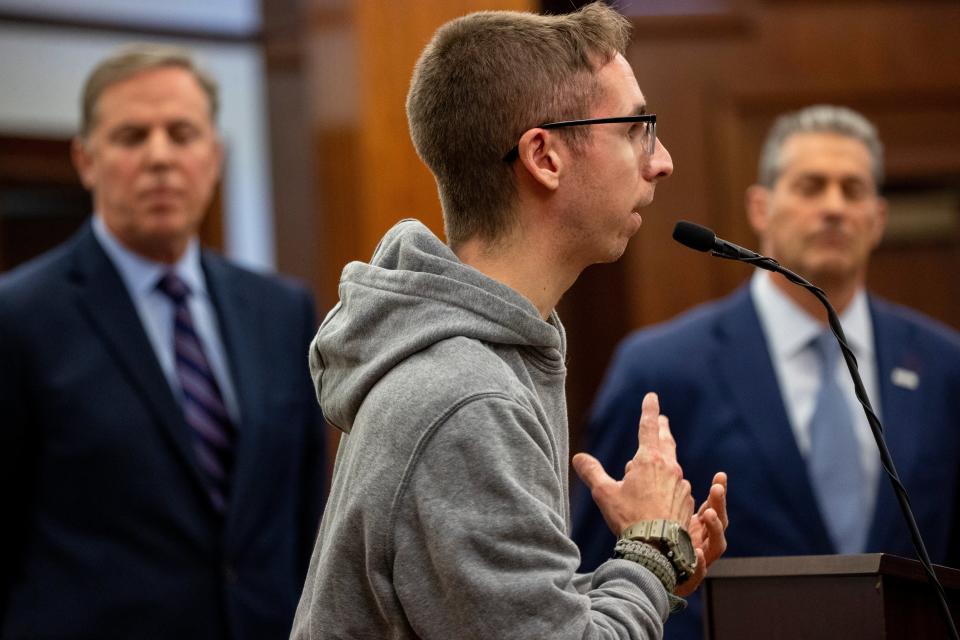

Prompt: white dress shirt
xmin=92 ymin=215 xmax=241 ymax=424
xmin=750 ymin=269 xmax=880 ymax=525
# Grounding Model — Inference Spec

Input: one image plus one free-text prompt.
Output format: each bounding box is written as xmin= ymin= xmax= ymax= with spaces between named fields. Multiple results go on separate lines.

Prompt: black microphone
xmin=672 ymin=220 xmax=765 ymax=263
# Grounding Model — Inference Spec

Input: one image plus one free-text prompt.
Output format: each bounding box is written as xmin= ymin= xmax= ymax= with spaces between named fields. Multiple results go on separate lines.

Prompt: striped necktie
xmin=807 ymin=331 xmax=868 ymax=554
xmin=157 ymin=272 xmax=235 ymax=513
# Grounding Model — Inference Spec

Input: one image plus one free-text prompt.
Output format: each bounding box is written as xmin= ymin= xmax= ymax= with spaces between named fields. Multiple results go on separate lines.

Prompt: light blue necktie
xmin=808 ymin=331 xmax=868 ymax=554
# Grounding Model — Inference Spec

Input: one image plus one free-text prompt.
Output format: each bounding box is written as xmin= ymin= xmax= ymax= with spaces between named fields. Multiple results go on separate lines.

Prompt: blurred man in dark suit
xmin=0 ymin=44 xmax=325 ymax=640
xmin=573 ymin=105 xmax=960 ymax=639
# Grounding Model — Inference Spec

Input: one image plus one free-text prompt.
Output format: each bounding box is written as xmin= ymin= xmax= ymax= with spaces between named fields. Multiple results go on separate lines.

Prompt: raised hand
xmin=572 ymin=392 xmax=693 ymax=536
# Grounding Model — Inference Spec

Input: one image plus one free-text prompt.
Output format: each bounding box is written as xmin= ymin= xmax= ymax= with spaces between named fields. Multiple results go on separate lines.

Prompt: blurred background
xmin=1 ymin=0 xmax=958 ymax=453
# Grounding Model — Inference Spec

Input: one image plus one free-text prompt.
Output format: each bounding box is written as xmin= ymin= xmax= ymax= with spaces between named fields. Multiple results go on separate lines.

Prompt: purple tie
xmin=157 ymin=272 xmax=235 ymax=513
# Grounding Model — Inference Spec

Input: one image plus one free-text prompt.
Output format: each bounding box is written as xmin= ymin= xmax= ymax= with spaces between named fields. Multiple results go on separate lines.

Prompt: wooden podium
xmin=702 ymin=554 xmax=960 ymax=639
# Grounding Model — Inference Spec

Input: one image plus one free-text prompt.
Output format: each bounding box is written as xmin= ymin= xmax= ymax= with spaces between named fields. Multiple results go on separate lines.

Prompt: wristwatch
xmin=619 ymin=519 xmax=697 ymax=585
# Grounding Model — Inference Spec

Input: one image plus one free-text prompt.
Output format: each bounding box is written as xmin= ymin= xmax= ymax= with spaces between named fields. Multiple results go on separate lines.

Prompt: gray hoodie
xmin=291 ymin=219 xmax=670 ymax=639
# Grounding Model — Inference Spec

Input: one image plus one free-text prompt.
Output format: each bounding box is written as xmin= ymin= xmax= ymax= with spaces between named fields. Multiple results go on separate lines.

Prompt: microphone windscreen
xmin=673 ymin=221 xmax=716 ymax=253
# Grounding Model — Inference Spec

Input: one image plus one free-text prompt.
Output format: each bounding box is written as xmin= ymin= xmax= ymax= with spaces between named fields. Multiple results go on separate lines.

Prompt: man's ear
xmin=745 ymin=184 xmax=770 ymax=236
xmin=516 ymin=128 xmax=561 ymax=191
xmin=71 ymin=137 xmax=96 ymax=190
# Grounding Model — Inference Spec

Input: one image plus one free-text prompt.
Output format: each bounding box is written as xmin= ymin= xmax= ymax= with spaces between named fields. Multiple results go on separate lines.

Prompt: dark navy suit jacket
xmin=0 ymin=223 xmax=326 ymax=640
xmin=572 ymin=285 xmax=960 ymax=640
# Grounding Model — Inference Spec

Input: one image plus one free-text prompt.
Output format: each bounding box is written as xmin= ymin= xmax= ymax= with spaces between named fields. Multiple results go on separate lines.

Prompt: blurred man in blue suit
xmin=572 ymin=105 xmax=960 ymax=639
xmin=0 ymin=44 xmax=325 ymax=640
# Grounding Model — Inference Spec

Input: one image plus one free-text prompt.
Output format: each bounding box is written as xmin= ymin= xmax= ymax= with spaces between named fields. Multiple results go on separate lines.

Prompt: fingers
xmin=673 ymin=478 xmax=694 ymax=524
xmin=711 ymin=472 xmax=729 ymax=529
xmin=704 ymin=473 xmax=729 ymax=564
xmin=592 ymin=393 xmax=710 ymax=538
xmin=571 ymin=453 xmax=613 ymax=494
xmin=675 ymin=548 xmax=707 ymax=598
xmin=690 ymin=471 xmax=728 ymax=567
xmin=698 ymin=507 xmax=728 ymax=566
xmin=712 ymin=471 xmax=728 ymax=489
xmin=635 ymin=393 xmax=681 ymax=481
xmin=685 ymin=511 xmax=704 ymax=548
xmin=697 ymin=472 xmax=729 ymax=531
xmin=658 ymin=414 xmax=677 ymax=460
xmin=635 ymin=392 xmax=661 ymax=458
xmin=636 ymin=392 xmax=679 ymax=466
xmin=676 ymin=501 xmax=728 ymax=598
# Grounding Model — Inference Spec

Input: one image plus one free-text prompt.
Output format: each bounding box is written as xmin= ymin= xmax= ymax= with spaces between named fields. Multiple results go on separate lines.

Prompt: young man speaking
xmin=293 ymin=4 xmax=728 ymax=639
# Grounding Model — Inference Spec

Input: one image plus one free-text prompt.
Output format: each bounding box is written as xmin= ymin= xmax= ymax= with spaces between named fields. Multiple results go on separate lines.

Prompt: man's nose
xmin=645 ymin=137 xmax=673 ymax=181
xmin=144 ymin=129 xmax=174 ymax=166
xmin=821 ymin=182 xmax=847 ymax=214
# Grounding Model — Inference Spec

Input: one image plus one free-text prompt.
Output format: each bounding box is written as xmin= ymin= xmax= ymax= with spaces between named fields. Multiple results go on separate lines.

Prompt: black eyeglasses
xmin=502 ymin=114 xmax=657 ymax=162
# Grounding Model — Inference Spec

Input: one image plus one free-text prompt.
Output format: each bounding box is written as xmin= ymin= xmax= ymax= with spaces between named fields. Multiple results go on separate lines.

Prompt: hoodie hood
xmin=310 ymin=219 xmax=565 ymax=433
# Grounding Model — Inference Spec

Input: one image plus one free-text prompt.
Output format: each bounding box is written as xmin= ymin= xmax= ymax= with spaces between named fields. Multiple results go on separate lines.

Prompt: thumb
xmin=572 ymin=452 xmax=613 ymax=492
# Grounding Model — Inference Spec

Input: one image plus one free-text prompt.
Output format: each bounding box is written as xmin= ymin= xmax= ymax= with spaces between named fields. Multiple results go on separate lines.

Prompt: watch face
xmin=674 ymin=528 xmax=697 ymax=582
xmin=621 ymin=520 xmax=699 ymax=582
xmin=676 ymin=528 xmax=697 ymax=569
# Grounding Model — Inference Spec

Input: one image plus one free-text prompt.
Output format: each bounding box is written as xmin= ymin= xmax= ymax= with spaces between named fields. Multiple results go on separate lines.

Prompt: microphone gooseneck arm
xmin=673 ymin=220 xmax=958 ymax=640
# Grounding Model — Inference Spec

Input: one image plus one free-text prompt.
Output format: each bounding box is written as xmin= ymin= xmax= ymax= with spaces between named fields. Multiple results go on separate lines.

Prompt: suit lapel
xmin=69 ymin=225 xmax=214 ymax=502
xmin=202 ymin=254 xmax=264 ymax=531
xmin=712 ymin=286 xmax=834 ymax=550
xmin=867 ymin=299 xmax=924 ymax=548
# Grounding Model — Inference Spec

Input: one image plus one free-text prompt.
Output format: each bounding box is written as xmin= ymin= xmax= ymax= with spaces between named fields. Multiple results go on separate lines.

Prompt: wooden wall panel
xmin=0 ymin=136 xmax=89 ymax=270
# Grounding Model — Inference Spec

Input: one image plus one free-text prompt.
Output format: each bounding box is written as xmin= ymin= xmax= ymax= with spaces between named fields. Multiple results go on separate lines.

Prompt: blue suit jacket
xmin=572 ymin=285 xmax=960 ymax=639
xmin=0 ymin=223 xmax=326 ymax=640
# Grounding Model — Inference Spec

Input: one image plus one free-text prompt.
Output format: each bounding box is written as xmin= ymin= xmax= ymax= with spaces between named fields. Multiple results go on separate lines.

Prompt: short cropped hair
xmin=80 ymin=43 xmax=219 ymax=138
xmin=758 ymin=105 xmax=884 ymax=189
xmin=406 ymin=2 xmax=631 ymax=246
